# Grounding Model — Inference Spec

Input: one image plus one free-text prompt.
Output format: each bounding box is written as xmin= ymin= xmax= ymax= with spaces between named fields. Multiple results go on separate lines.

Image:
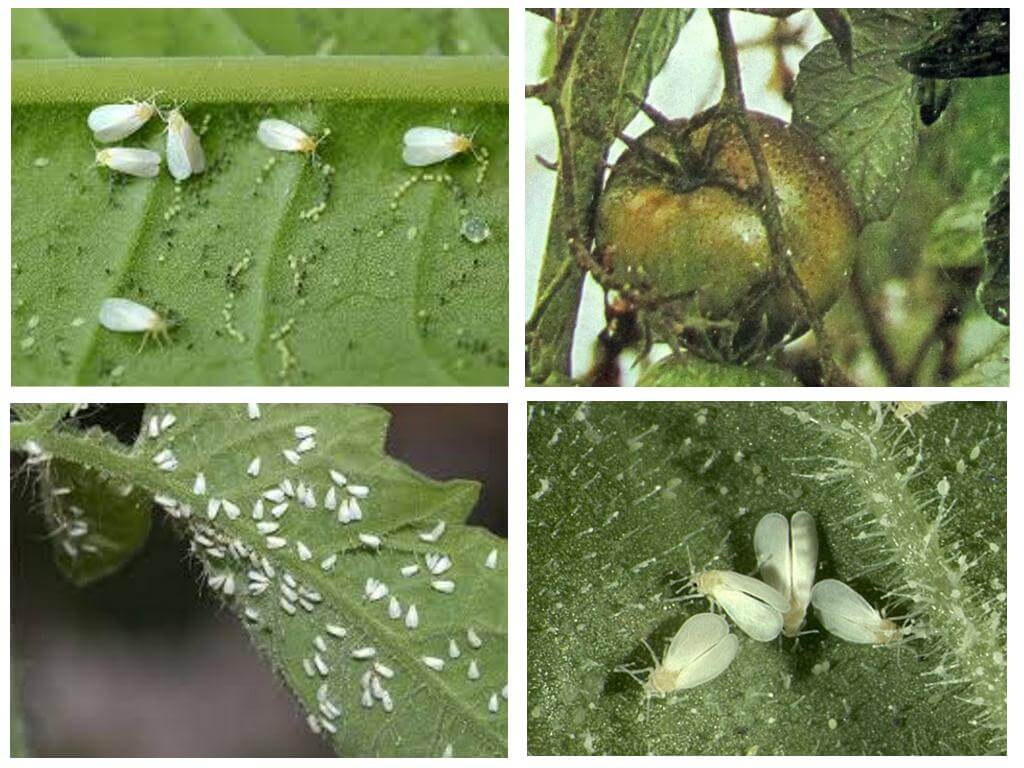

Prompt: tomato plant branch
xmin=711 ymin=9 xmax=841 ymax=385
xmin=526 ymin=9 xmax=604 ymax=382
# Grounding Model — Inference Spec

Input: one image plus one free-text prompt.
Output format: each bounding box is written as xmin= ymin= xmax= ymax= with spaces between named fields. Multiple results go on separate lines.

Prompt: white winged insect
xmin=402 ymin=126 xmax=477 ymax=167
xmin=693 ymin=570 xmax=788 ymax=642
xmin=753 ymin=511 xmax=819 ymax=637
xmin=619 ymin=613 xmax=738 ymax=700
xmin=98 ymin=298 xmax=175 ymax=350
xmin=165 ymin=108 xmax=206 ymax=181
xmin=810 ymin=579 xmax=902 ymax=645
xmin=95 ymin=147 xmax=161 ymax=178
xmin=88 ymin=98 xmax=158 ymax=143
xmin=257 ymin=118 xmax=328 ymax=158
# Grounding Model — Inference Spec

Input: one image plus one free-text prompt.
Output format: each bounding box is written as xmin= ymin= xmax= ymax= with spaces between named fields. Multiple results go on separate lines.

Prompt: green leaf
xmin=951 ymin=330 xmax=1008 ymax=386
xmin=11 ymin=9 xmax=508 ymax=385
xmin=979 ymin=175 xmax=1009 ymax=325
xmin=19 ymin=404 xmax=507 ymax=756
xmin=792 ymin=10 xmax=945 ymax=224
xmin=41 ymin=458 xmax=153 ymax=586
xmin=528 ymin=402 xmax=1005 ymax=755
xmin=637 ymin=355 xmax=802 ymax=387
xmin=900 ymin=9 xmax=1009 ymax=79
xmin=566 ymin=9 xmax=690 ymax=143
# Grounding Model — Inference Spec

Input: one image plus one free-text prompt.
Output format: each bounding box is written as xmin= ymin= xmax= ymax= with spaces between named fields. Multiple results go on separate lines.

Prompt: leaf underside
xmin=527 ymin=402 xmax=1005 ymax=755
xmin=20 ymin=403 xmax=508 ymax=756
xmin=11 ymin=9 xmax=508 ymax=385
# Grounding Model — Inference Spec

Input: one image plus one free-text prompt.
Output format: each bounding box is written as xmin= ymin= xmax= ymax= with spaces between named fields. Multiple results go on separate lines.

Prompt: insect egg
xmin=402 ymin=126 xmax=475 ymax=167
xmin=88 ymin=99 xmax=157 ymax=142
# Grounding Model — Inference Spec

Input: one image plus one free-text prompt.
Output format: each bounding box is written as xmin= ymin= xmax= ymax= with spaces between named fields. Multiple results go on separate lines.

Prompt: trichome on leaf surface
xmin=527 ymin=401 xmax=1006 ymax=755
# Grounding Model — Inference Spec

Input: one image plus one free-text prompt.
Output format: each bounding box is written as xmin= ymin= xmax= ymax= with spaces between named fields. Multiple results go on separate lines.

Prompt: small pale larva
xmin=402 ymin=126 xmax=476 ymax=167
xmin=624 ymin=613 xmax=739 ymax=699
xmin=810 ymin=579 xmax=902 ymax=645
xmin=98 ymin=298 xmax=174 ymax=348
xmin=693 ymin=570 xmax=788 ymax=642
xmin=257 ymin=118 xmax=327 ymax=156
xmin=88 ymin=99 xmax=157 ymax=142
xmin=165 ymin=108 xmax=206 ymax=181
xmin=95 ymin=147 xmax=161 ymax=178
xmin=753 ymin=511 xmax=819 ymax=637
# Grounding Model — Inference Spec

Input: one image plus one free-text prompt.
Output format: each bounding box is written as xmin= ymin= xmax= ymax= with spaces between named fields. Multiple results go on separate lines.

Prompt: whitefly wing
xmin=811 ymin=578 xmax=885 ymax=644
xmin=662 ymin=612 xmax=730 ymax=671
xmin=88 ymin=103 xmax=153 ymax=142
xmin=257 ymin=118 xmax=311 ymax=152
xmin=675 ymin=632 xmax=739 ymax=689
xmin=789 ymin=511 xmax=819 ymax=615
xmin=402 ymin=126 xmax=462 ymax=166
xmin=99 ymin=148 xmax=161 ymax=178
xmin=98 ymin=298 xmax=159 ymax=332
xmin=708 ymin=571 xmax=788 ymax=642
xmin=754 ymin=513 xmax=792 ymax=600
xmin=166 ymin=111 xmax=205 ymax=180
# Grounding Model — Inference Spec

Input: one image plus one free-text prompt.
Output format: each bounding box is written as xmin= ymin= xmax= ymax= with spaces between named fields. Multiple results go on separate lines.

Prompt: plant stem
xmin=711 ymin=9 xmax=841 ymax=385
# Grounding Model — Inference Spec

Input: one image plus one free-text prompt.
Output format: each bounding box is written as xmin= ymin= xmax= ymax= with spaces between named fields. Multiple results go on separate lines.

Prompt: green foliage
xmin=792 ymin=9 xmax=946 ymax=224
xmin=527 ymin=402 xmax=1005 ymax=755
xmin=527 ymin=9 xmax=691 ymax=381
xmin=11 ymin=9 xmax=508 ymax=385
xmin=13 ymin=404 xmax=507 ymax=757
xmin=637 ymin=355 xmax=801 ymax=387
xmin=40 ymin=457 xmax=153 ymax=587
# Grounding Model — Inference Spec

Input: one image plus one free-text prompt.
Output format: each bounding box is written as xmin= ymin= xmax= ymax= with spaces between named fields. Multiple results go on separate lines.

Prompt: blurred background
xmin=10 ymin=404 xmax=506 ymax=756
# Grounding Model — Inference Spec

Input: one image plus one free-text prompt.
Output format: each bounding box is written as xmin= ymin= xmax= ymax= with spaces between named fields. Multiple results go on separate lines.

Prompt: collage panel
xmin=527 ymin=401 xmax=1006 ymax=755
xmin=525 ymin=9 xmax=1008 ymax=386
xmin=11 ymin=404 xmax=507 ymax=756
xmin=11 ymin=8 xmax=508 ymax=385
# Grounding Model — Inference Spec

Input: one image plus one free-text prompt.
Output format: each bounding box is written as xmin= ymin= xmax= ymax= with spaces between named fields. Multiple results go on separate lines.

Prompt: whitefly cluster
xmin=146 ymin=405 xmax=505 ymax=743
xmin=626 ymin=512 xmax=909 ymax=700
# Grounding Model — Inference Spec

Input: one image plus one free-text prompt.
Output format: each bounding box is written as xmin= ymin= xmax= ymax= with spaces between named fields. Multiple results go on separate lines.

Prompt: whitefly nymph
xmin=621 ymin=613 xmax=738 ymax=699
xmin=753 ymin=511 xmax=819 ymax=637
